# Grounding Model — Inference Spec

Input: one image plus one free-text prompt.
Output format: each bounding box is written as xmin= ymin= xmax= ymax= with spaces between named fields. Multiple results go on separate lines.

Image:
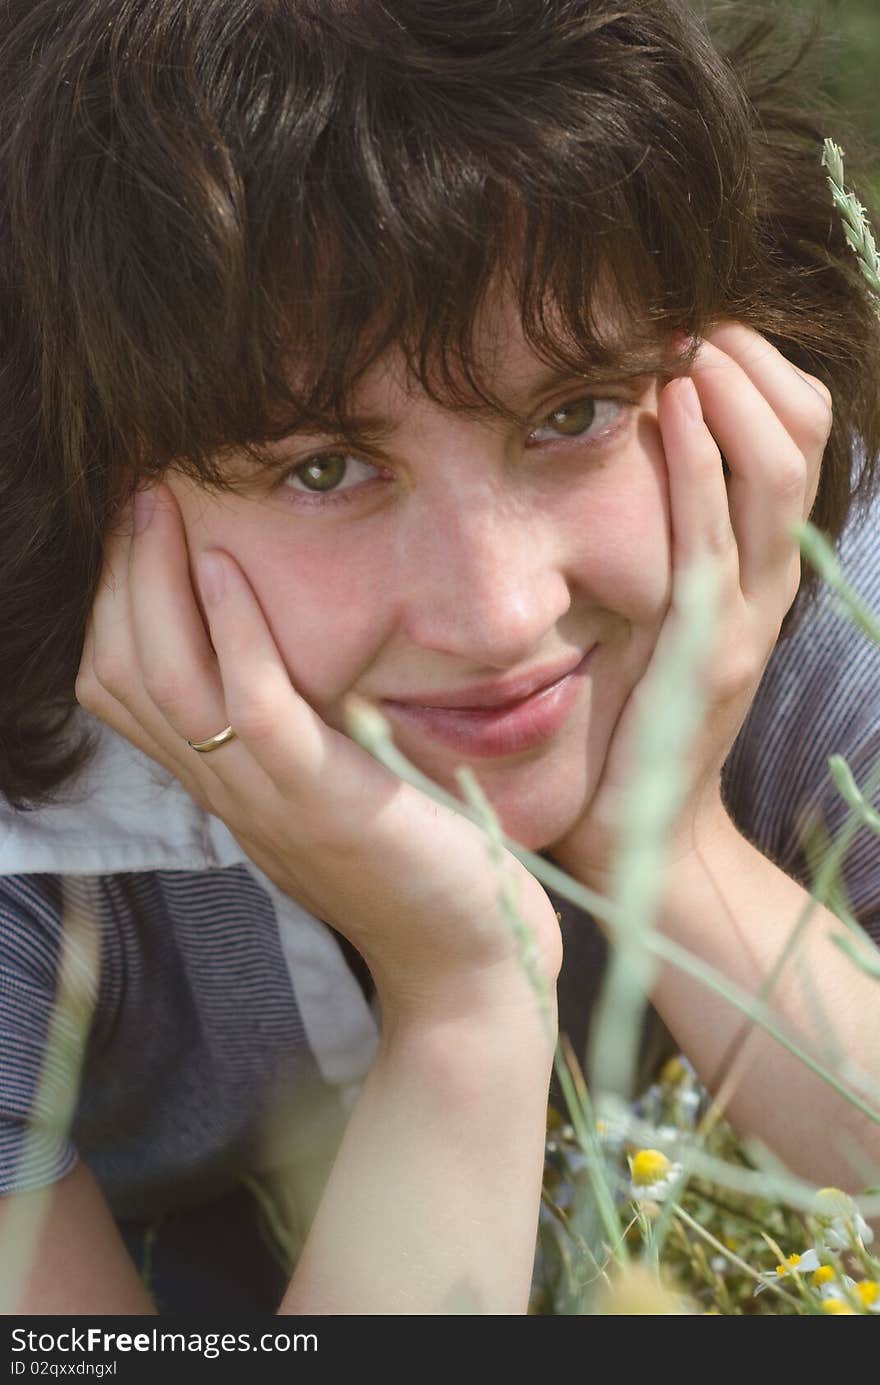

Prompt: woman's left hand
xmin=549 ymin=322 xmax=833 ymax=891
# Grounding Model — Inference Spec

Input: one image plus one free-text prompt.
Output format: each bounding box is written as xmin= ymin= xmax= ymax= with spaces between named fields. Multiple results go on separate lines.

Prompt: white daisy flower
xmin=812 ymin=1187 xmax=875 ymax=1250
xmin=754 ymin=1248 xmax=820 ymax=1296
xmin=628 ymin=1148 xmax=683 ymax=1202
xmin=811 ymin=1264 xmax=857 ymax=1301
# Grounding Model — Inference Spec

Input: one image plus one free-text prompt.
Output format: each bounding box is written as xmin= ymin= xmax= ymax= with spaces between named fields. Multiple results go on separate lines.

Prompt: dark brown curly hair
xmin=2 ymin=0 xmax=879 ymax=810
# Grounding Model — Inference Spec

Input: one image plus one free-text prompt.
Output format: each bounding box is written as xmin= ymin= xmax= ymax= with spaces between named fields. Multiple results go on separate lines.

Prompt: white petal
xmin=819 ymin=1275 xmax=854 ymax=1300
xmin=823 ymin=1224 xmax=849 ymax=1251
xmin=855 ymin=1215 xmax=875 ymax=1246
xmin=776 ymin=1248 xmax=820 ymax=1277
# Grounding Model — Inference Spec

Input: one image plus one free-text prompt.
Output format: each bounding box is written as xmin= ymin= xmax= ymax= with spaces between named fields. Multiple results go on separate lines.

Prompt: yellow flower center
xmin=631 ymin=1149 xmax=671 ymax=1186
xmin=776 ymin=1253 xmax=803 ymax=1276
xmin=822 ymin=1298 xmax=856 ymax=1314
xmin=660 ymin=1057 xmax=687 ymax=1086
xmin=811 ymin=1265 xmax=836 ymax=1287
xmin=855 ymin=1281 xmax=878 ymax=1307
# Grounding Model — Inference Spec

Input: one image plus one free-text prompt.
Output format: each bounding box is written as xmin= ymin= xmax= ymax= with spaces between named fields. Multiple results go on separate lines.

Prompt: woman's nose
xmin=395 ymin=493 xmax=572 ymax=668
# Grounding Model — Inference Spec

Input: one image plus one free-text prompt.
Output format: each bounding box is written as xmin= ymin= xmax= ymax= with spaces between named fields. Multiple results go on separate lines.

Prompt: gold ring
xmin=186 ymin=725 xmax=237 ymax=754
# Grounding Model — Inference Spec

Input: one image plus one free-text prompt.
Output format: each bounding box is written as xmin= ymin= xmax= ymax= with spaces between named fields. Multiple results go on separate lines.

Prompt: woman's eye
xmin=283 ymin=452 xmax=380 ymax=498
xmin=529 ymin=396 xmax=625 ymax=444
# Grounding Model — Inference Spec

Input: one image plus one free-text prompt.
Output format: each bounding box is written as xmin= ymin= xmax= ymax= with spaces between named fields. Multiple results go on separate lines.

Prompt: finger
xmin=702 ymin=322 xmax=830 ymax=515
xmin=196 ymin=546 xmax=385 ymax=808
xmin=94 ymin=686 xmax=216 ymax=811
xmin=685 ymin=339 xmax=810 ymax=599
xmin=125 ymin=484 xmax=259 ymax=785
xmin=705 ymin=321 xmax=833 ymax=425
xmin=76 ymin=498 xmax=211 ymax=793
xmin=658 ymin=375 xmax=739 ymax=576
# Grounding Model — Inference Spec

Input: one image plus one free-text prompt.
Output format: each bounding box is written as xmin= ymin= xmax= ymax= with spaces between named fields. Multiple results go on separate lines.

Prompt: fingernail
xmin=197 ymin=551 xmax=226 ymax=606
xmin=133 ymin=487 xmax=156 ymax=534
xmin=678 ymin=376 xmax=703 ymax=422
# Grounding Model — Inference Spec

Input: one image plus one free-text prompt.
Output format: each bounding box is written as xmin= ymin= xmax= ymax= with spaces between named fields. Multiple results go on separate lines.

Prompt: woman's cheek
xmin=565 ymin=475 xmax=672 ymax=623
xmin=608 ymin=411 xmax=674 ymax=615
xmin=163 ymin=467 xmax=387 ymax=706
xmin=245 ymin=532 xmax=397 ymax=704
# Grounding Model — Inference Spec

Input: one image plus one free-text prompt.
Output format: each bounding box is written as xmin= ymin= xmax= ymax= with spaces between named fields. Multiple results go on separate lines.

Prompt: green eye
xmin=529 ymin=395 xmax=627 ymax=448
xmin=295 ymin=454 xmax=348 ymax=492
xmin=547 ymin=399 xmax=596 ymax=436
xmin=282 ymin=450 xmax=383 ymax=504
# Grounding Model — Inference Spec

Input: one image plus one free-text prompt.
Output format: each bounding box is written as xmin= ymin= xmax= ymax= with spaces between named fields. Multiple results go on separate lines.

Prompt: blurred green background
xmin=700 ymin=0 xmax=880 ymax=201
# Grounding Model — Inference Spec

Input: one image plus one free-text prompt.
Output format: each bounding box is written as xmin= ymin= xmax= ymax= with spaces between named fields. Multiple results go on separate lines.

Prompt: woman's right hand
xmin=75 ymin=482 xmax=562 ymax=1022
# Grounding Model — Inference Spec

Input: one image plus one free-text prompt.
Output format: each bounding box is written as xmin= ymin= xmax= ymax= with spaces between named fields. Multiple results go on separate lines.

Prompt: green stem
xmin=551 ymin=1042 xmax=630 ymax=1267
xmin=671 ymin=1203 xmax=802 ymax=1309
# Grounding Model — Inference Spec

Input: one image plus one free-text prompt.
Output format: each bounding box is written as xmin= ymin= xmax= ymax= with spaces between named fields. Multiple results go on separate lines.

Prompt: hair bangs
xmin=175 ymin=7 xmax=757 ymax=478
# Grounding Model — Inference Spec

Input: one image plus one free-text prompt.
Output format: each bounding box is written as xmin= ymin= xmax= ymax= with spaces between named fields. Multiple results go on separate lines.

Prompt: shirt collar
xmin=0 ymin=708 xmax=246 ymax=875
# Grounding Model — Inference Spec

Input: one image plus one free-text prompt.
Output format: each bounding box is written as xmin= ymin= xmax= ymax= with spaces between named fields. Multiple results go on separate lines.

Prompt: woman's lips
xmin=381 ymin=646 xmax=598 ymax=758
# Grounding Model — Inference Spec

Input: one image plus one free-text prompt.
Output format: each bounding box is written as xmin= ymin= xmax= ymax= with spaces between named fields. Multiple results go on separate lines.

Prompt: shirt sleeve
xmin=792 ymin=716 xmax=880 ymax=948
xmin=723 ymin=485 xmax=880 ymax=948
xmin=0 ymin=873 xmax=85 ymax=1194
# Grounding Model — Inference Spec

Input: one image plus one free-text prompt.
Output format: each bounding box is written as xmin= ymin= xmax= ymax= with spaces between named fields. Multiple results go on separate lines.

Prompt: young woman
xmin=1 ymin=0 xmax=879 ymax=1314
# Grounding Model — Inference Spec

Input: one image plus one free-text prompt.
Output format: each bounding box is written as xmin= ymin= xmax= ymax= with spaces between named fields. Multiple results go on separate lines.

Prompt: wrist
xmin=550 ymin=787 xmax=734 ymax=898
xmin=375 ymin=989 xmax=558 ymax=1103
xmin=365 ymin=895 xmax=563 ymax=1035
xmin=376 ymin=956 xmax=559 ymax=1052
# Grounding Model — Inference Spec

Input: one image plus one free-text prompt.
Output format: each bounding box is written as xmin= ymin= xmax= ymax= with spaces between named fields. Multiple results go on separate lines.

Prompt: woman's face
xmin=166 ymin=296 xmax=673 ymax=850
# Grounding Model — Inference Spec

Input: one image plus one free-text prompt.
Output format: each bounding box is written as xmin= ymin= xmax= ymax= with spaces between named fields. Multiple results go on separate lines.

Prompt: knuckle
xmin=799 ymin=378 xmax=834 ymax=443
xmin=142 ymin=656 xmax=215 ymax=714
xmin=227 ymin=699 xmax=278 ymax=745
xmin=807 ymin=403 xmax=833 ymax=448
xmin=715 ymin=647 xmax=756 ymax=701
xmin=88 ymin=654 xmax=131 ymax=701
xmin=701 ymin=517 xmax=736 ymax=558
xmin=74 ymin=667 xmax=103 ymax=712
xmin=141 ymin=664 xmax=191 ymax=711
xmin=803 ymin=372 xmax=833 ymax=413
xmin=771 ymin=455 xmax=806 ymax=504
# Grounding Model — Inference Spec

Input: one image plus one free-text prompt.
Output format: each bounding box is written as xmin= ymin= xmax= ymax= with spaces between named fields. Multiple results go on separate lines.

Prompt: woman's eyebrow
xmin=260 ymin=416 xmax=396 ymax=452
xmin=279 ymin=362 xmax=656 ymax=449
xmin=449 ymin=363 xmax=658 ymax=424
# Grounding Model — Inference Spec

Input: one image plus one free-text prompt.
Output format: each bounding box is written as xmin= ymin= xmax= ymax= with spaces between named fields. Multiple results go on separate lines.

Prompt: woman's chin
xmin=374 ymin=721 xmax=595 ymax=854
xmin=465 ymin=773 xmax=590 ymax=855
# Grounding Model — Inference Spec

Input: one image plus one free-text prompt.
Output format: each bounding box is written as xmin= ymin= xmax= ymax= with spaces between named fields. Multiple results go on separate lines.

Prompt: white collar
xmin=0 ymin=708 xmax=247 ymax=875
xmin=0 ymin=710 xmax=378 ymax=1089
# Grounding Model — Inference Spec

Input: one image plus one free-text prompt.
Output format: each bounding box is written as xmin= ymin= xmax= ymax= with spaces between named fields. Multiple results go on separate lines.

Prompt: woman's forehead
xmin=288 ymin=281 xmax=634 ymax=429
